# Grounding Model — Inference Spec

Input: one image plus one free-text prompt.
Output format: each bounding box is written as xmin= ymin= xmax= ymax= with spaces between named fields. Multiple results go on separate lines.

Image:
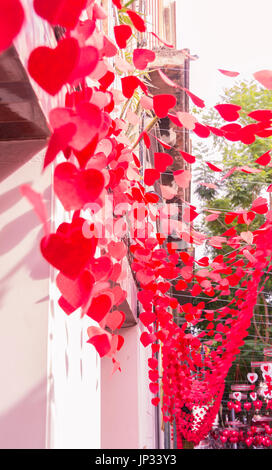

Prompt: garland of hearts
xmin=4 ymin=0 xmax=272 ymax=446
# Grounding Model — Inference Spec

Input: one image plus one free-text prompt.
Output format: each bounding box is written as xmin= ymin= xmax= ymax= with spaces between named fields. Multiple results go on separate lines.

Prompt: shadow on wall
xmin=0 ymin=379 xmax=47 ymax=449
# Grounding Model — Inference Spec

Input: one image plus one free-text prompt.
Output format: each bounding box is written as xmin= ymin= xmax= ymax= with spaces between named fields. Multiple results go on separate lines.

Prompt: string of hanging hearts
xmin=3 ymin=0 xmax=272 ymax=446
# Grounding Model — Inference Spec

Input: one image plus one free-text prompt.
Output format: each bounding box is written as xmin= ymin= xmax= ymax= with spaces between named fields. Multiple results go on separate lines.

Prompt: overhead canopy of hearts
xmin=4 ymin=0 xmax=272 ymax=447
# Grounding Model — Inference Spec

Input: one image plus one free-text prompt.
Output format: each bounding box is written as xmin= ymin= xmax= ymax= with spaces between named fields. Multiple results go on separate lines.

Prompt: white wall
xmin=0 ymin=154 xmax=50 ymax=448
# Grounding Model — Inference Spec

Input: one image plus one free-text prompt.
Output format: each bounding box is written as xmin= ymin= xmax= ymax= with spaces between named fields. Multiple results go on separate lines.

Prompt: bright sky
xmin=176 ymin=0 xmax=272 ymax=106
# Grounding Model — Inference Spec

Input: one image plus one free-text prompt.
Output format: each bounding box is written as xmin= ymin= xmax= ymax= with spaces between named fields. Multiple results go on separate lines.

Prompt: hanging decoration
xmin=2 ymin=0 xmax=272 ymax=446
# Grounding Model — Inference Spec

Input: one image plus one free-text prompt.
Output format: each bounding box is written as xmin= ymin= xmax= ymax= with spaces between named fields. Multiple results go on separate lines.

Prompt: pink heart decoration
xmin=54 ymin=162 xmax=105 ymax=211
xmin=133 ymin=48 xmax=155 ymax=70
xmin=50 ymin=102 xmax=103 ymax=151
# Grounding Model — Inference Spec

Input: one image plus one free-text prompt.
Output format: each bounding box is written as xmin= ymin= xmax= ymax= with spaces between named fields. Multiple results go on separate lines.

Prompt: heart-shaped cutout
xmin=133 ymin=48 xmax=155 ymax=70
xmin=154 ymin=152 xmax=173 ymax=172
xmin=50 ymin=102 xmax=103 ymax=151
xmin=114 ymin=24 xmax=132 ymax=49
xmin=34 ymin=0 xmax=87 ymax=30
xmin=56 ymin=270 xmax=94 ymax=310
xmin=0 ymin=0 xmax=24 ymax=52
xmin=153 ymin=94 xmax=177 ymax=118
xmin=41 ymin=219 xmax=97 ymax=280
xmin=28 ymin=38 xmax=80 ymax=96
xmin=144 ymin=168 xmax=160 ymax=186
xmin=214 ymin=103 xmax=241 ymax=122
xmin=54 ymin=162 xmax=105 ymax=211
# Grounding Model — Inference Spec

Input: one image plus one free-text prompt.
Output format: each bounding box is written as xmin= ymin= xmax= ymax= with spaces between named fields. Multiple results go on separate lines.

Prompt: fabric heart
xmin=214 ymin=104 xmax=241 ymax=122
xmin=144 ymin=169 xmax=160 ymax=186
xmin=154 ymin=152 xmax=173 ymax=172
xmin=41 ymin=219 xmax=97 ymax=280
xmin=133 ymin=48 xmax=155 ymax=70
xmin=247 ymin=372 xmax=258 ymax=384
xmin=54 ymin=162 xmax=105 ymax=211
xmin=34 ymin=0 xmax=87 ymax=30
xmin=114 ymin=24 xmax=132 ymax=49
xmin=28 ymin=38 xmax=80 ymax=96
xmin=250 ymin=392 xmax=257 ymax=401
xmin=50 ymin=102 xmax=103 ymax=151
xmin=153 ymin=94 xmax=177 ymax=118
xmin=0 ymin=0 xmax=24 ymax=52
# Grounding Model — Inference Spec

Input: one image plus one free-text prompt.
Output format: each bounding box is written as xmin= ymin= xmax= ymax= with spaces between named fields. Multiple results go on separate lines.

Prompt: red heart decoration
xmin=144 ymin=168 xmax=160 ymax=186
xmin=139 ymin=311 xmax=156 ymax=327
xmin=34 ymin=0 xmax=87 ymax=30
xmin=255 ymin=150 xmax=271 ymax=166
xmin=214 ymin=103 xmax=241 ymax=122
xmin=28 ymin=38 xmax=80 ymax=96
xmin=127 ymin=10 xmax=146 ymax=32
xmin=114 ymin=24 xmax=132 ymax=49
xmin=87 ymin=293 xmax=113 ymax=322
xmin=140 ymin=332 xmax=153 ymax=348
xmin=153 ymin=94 xmax=177 ymax=118
xmin=50 ymin=102 xmax=103 ymax=151
xmin=43 ymin=123 xmax=77 ymax=169
xmin=154 ymin=152 xmax=173 ymax=172
xmin=54 ymin=162 xmax=105 ymax=211
xmin=0 ymin=0 xmax=24 ymax=52
xmin=87 ymin=326 xmax=111 ymax=357
xmin=91 ymin=256 xmax=113 ymax=282
xmin=41 ymin=219 xmax=97 ymax=280
xmin=121 ymin=75 xmax=148 ymax=99
xmin=133 ymin=48 xmax=155 ymax=70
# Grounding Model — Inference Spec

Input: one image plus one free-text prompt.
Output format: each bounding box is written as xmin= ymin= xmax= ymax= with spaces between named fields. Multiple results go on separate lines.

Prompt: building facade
xmin=0 ymin=0 xmax=191 ymax=449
